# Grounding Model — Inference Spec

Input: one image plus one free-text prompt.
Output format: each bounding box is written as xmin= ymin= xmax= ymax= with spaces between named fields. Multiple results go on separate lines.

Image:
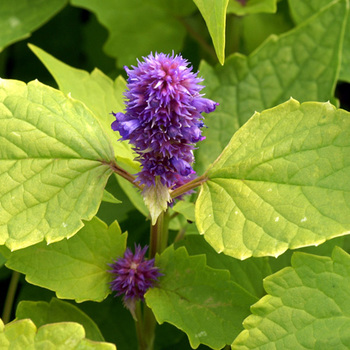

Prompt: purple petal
xmin=171 ymin=157 xmax=194 ymax=176
xmin=192 ymin=98 xmax=219 ymax=113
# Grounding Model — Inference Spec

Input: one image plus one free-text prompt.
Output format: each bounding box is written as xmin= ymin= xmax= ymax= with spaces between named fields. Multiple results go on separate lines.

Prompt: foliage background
xmin=0 ymin=0 xmax=350 ymax=349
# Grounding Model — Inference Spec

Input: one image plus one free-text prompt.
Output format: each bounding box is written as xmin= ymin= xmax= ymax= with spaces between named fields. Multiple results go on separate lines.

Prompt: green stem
xmin=104 ymin=161 xmax=144 ymax=191
xmin=135 ymin=302 xmax=147 ymax=350
xmin=140 ymin=210 xmax=170 ymax=350
xmin=2 ymin=271 xmax=20 ymax=324
xmin=149 ymin=211 xmax=169 ymax=259
xmin=174 ymin=227 xmax=186 ymax=243
xmin=170 ymin=174 xmax=208 ymax=199
xmin=142 ymin=305 xmax=157 ymax=350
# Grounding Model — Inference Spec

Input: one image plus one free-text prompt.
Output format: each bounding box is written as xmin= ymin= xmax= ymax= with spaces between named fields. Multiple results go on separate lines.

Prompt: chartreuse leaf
xmin=196 ymin=99 xmax=350 ymax=259
xmin=227 ymin=0 xmax=277 ymax=15
xmin=232 ymin=247 xmax=350 ymax=349
xmin=102 ymin=189 xmax=121 ymax=204
xmin=0 ymin=79 xmax=115 ymax=251
xmin=29 ymin=44 xmax=137 ymax=169
xmin=5 ymin=217 xmax=126 ymax=302
xmin=196 ymin=0 xmax=348 ymax=174
xmin=0 ymin=0 xmax=67 ymax=51
xmin=16 ymin=298 xmax=104 ymax=342
xmin=29 ymin=45 xmax=145 ymax=217
xmin=193 ymin=0 xmax=229 ymax=65
xmin=70 ymin=0 xmax=194 ymax=66
xmin=288 ymin=0 xmax=350 ymax=82
xmin=0 ymin=318 xmax=115 ymax=349
xmin=145 ymin=246 xmax=257 ymax=349
xmin=172 ymin=201 xmax=195 ymax=223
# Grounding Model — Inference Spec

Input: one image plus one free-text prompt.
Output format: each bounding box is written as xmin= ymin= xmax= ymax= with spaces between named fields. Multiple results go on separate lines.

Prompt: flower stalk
xmin=109 ymin=52 xmax=218 ymax=350
xmin=2 ymin=271 xmax=21 ymax=324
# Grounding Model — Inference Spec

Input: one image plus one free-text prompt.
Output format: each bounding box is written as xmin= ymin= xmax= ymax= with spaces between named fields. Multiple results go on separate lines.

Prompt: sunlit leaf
xmin=232 ymin=247 xmax=350 ymax=349
xmin=0 ymin=79 xmax=115 ymax=251
xmin=196 ymin=99 xmax=350 ymax=259
xmin=172 ymin=201 xmax=195 ymax=223
xmin=102 ymin=189 xmax=122 ymax=204
xmin=29 ymin=44 xmax=137 ymax=169
xmin=16 ymin=298 xmax=104 ymax=342
xmin=0 ymin=318 xmax=115 ymax=349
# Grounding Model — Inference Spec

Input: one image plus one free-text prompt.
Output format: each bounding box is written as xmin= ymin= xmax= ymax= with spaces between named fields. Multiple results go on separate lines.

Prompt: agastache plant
xmin=1 ymin=3 xmax=350 ymax=350
xmin=111 ymin=52 xmax=218 ymax=223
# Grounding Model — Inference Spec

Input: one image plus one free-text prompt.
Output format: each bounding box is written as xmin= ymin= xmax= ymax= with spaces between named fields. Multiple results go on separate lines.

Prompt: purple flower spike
xmin=109 ymin=245 xmax=162 ymax=319
xmin=111 ymin=52 xmax=219 ymax=189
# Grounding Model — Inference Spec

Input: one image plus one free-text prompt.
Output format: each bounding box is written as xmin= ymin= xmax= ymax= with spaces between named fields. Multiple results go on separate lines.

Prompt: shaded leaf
xmin=196 ymin=99 xmax=350 ymax=259
xmin=70 ymin=0 xmax=194 ymax=66
xmin=241 ymin=3 xmax=294 ymax=53
xmin=0 ymin=252 xmax=5 ymax=267
xmin=146 ymin=246 xmax=257 ymax=349
xmin=0 ymin=0 xmax=67 ymax=51
xmin=227 ymin=0 xmax=277 ymax=16
xmin=232 ymin=247 xmax=350 ymax=349
xmin=6 ymin=217 xmax=127 ymax=302
xmin=176 ymin=235 xmax=271 ymax=298
xmin=0 ymin=79 xmax=114 ymax=251
xmin=77 ymin=296 xmax=138 ymax=350
xmin=288 ymin=0 xmax=350 ymax=82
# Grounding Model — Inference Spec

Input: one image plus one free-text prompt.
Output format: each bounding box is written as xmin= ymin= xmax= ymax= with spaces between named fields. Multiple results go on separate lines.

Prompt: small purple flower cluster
xmin=109 ymin=245 xmax=161 ymax=304
xmin=112 ymin=52 xmax=218 ymax=189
